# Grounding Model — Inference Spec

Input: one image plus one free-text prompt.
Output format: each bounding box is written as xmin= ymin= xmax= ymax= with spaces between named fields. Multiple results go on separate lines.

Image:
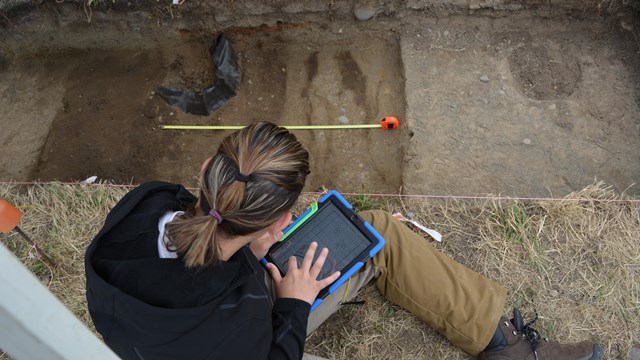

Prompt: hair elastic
xmin=208 ymin=209 xmax=223 ymax=223
xmin=235 ymin=172 xmax=251 ymax=183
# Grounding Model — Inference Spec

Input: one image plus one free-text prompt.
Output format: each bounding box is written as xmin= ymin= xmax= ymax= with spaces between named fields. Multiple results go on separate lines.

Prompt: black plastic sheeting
xmin=157 ymin=34 xmax=240 ymax=116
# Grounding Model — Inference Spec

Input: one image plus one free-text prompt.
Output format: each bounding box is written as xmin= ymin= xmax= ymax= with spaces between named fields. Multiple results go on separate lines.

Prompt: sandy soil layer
xmin=401 ymin=15 xmax=640 ymax=196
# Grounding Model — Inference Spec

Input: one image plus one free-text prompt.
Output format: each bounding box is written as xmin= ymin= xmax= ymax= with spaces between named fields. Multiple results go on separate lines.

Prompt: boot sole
xmin=578 ymin=344 xmax=604 ymax=360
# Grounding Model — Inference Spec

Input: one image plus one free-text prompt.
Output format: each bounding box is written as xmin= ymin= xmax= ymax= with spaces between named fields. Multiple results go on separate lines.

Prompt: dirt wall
xmin=1 ymin=0 xmax=637 ymax=22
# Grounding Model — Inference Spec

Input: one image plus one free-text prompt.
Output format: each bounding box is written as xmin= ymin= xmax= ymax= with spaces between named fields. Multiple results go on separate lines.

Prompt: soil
xmin=400 ymin=15 xmax=640 ymax=196
xmin=0 ymin=3 xmax=639 ymax=197
xmin=1 ymin=18 xmax=405 ymax=193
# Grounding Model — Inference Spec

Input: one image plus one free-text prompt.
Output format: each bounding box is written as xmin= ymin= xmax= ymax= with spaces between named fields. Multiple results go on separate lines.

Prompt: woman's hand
xmin=266 ymin=242 xmax=341 ymax=305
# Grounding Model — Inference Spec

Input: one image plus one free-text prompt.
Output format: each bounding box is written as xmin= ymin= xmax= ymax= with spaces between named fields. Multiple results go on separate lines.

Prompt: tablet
xmin=262 ymin=190 xmax=385 ymax=312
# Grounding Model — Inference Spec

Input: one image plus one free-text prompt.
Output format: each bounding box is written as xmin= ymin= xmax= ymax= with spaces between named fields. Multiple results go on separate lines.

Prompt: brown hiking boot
xmin=478 ymin=309 xmax=603 ymax=360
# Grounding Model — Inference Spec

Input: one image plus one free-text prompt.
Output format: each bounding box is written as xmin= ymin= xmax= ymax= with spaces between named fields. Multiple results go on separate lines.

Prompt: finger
xmin=310 ymin=247 xmax=329 ymax=279
xmin=318 ymin=271 xmax=341 ymax=288
xmin=300 ymin=242 xmax=318 ymax=271
xmin=266 ymin=263 xmax=282 ymax=283
xmin=287 ymin=256 xmax=299 ymax=272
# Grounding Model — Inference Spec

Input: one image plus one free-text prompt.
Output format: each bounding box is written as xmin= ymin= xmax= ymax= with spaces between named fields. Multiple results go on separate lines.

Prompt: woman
xmin=85 ymin=122 xmax=602 ymax=360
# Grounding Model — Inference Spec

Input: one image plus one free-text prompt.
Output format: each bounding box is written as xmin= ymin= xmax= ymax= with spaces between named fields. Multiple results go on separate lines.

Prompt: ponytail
xmin=166 ymin=211 xmax=222 ymax=268
xmin=166 ymin=122 xmax=310 ymax=268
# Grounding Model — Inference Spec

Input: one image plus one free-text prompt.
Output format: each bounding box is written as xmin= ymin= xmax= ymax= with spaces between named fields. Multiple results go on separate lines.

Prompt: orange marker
xmin=0 ymin=198 xmax=22 ymax=233
xmin=0 ymin=198 xmax=55 ymax=267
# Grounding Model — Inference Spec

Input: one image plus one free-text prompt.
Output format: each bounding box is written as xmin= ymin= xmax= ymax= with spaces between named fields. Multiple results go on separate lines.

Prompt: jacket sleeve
xmin=268 ymin=298 xmax=311 ymax=360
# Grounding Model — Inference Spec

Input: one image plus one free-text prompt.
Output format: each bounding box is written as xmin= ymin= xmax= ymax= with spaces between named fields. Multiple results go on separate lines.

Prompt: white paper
xmin=79 ymin=176 xmax=97 ymax=186
xmin=392 ymin=212 xmax=442 ymax=242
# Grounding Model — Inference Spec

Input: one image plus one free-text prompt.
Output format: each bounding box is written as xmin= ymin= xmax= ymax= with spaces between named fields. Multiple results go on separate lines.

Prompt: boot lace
xmin=512 ymin=309 xmax=543 ymax=359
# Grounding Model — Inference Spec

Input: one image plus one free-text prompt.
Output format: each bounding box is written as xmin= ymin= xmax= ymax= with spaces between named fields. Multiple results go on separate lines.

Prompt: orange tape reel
xmin=380 ymin=116 xmax=399 ymax=129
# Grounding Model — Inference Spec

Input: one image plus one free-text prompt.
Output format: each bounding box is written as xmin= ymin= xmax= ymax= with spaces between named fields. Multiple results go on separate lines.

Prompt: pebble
xmin=621 ymin=20 xmax=633 ymax=32
xmin=354 ymin=4 xmax=375 ymax=21
xmin=498 ymin=89 xmax=506 ymax=96
xmin=549 ymin=289 xmax=559 ymax=297
xmin=443 ymin=30 xmax=449 ymax=36
xmin=522 ymin=138 xmax=532 ymax=145
xmin=548 ymin=103 xmax=557 ymax=110
xmin=479 ymin=75 xmax=490 ymax=82
xmin=337 ymin=115 xmax=349 ymax=124
xmin=629 ymin=348 xmax=640 ymax=360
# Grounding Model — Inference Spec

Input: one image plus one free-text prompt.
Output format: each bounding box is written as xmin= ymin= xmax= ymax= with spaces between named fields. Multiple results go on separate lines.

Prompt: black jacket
xmin=85 ymin=181 xmax=310 ymax=360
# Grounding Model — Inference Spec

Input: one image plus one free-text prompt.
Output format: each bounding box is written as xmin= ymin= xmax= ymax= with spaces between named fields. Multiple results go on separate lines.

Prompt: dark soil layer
xmin=6 ymin=24 xmax=405 ymax=193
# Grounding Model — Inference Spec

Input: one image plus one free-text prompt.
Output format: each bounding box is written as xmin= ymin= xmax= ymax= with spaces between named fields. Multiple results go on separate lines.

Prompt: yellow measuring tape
xmin=161 ymin=124 xmax=381 ymax=130
xmin=160 ymin=116 xmax=400 ymax=131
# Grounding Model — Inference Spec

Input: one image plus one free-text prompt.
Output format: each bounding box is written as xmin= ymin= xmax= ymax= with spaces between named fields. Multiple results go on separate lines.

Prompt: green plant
xmin=347 ymin=195 xmax=384 ymax=212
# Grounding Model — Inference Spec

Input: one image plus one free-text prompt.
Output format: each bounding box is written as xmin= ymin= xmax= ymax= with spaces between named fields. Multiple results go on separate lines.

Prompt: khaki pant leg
xmin=264 ymin=262 xmax=377 ymax=336
xmin=359 ymin=210 xmax=507 ymax=356
xmin=306 ymin=264 xmax=377 ymax=335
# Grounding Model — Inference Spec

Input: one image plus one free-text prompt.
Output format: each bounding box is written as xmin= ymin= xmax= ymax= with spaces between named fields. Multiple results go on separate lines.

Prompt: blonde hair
xmin=166 ymin=122 xmax=310 ymax=268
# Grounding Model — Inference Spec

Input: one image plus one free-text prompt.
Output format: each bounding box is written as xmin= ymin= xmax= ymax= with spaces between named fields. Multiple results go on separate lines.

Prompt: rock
xmin=621 ymin=20 xmax=633 ymax=32
xmin=479 ymin=75 xmax=490 ymax=82
xmin=548 ymin=103 xmax=557 ymax=110
xmin=354 ymin=4 xmax=375 ymax=21
xmin=498 ymin=89 xmax=506 ymax=96
xmin=522 ymin=138 xmax=532 ymax=145
xmin=337 ymin=115 xmax=350 ymax=124
xmin=549 ymin=289 xmax=559 ymax=297
xmin=629 ymin=348 xmax=640 ymax=360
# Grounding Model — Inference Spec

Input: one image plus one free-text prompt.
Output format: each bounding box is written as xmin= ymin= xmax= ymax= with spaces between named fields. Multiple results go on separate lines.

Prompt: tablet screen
xmin=269 ymin=201 xmax=372 ymax=279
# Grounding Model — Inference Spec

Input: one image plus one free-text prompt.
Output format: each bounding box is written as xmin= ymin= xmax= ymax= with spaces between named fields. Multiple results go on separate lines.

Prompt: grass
xmin=1 ymin=181 xmax=639 ymax=359
xmin=345 ymin=194 xmax=386 ymax=212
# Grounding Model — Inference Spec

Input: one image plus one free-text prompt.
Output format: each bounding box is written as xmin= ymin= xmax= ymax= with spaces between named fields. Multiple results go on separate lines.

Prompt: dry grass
xmin=0 ymin=183 xmax=129 ymax=331
xmin=1 ymin=182 xmax=638 ymax=359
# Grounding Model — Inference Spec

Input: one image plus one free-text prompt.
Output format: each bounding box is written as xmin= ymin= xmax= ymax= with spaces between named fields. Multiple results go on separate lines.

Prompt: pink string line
xmin=1 ymin=181 xmax=638 ymax=203
xmin=314 ymin=192 xmax=640 ymax=203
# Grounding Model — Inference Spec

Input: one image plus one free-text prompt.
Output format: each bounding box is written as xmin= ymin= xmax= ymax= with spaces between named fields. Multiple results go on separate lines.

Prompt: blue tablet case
xmin=262 ymin=190 xmax=385 ymax=312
